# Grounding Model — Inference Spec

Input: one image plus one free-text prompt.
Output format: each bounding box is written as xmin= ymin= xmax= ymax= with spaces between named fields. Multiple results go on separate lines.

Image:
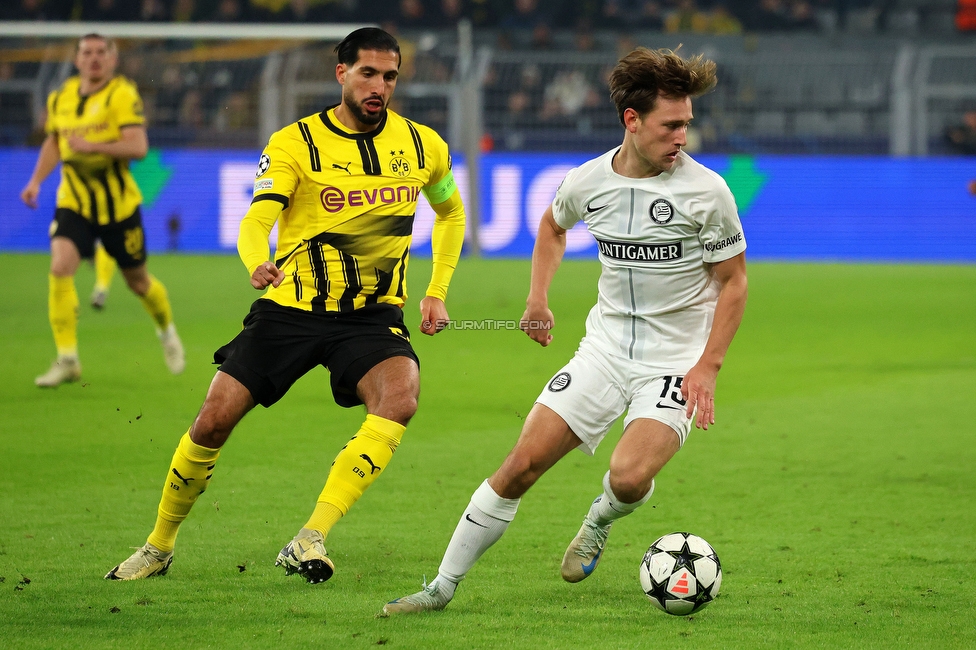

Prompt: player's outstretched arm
xmin=682 ymin=252 xmax=748 ymax=430
xmin=520 ymin=206 xmax=566 ymax=347
xmin=20 ymin=133 xmax=61 ymax=209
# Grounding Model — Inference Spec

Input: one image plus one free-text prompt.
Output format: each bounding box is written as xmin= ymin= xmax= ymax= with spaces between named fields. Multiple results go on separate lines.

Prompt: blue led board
xmin=2 ymin=149 xmax=973 ymax=261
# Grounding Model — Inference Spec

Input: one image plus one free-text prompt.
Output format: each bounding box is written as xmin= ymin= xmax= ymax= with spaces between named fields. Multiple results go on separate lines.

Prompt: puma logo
xmin=332 ymin=162 xmax=352 ymax=174
xmin=389 ymin=326 xmax=407 ymax=339
xmin=172 ymin=468 xmax=194 ymax=486
xmin=359 ymin=454 xmax=381 ymax=475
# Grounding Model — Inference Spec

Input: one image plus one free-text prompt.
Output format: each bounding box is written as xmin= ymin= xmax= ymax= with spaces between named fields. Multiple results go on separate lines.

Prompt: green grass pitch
xmin=1 ymin=253 xmax=974 ymax=649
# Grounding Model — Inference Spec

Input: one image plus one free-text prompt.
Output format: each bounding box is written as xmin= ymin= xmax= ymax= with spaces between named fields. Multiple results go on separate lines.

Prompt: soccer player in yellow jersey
xmin=20 ymin=33 xmax=184 ymax=387
xmin=106 ymin=28 xmax=466 ymax=584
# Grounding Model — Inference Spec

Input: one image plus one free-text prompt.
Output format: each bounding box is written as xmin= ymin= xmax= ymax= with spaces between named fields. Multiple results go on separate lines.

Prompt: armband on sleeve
xmin=422 ymin=170 xmax=457 ymax=206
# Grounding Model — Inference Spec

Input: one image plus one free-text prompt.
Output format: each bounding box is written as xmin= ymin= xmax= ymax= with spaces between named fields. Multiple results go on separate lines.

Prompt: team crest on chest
xmin=649 ymin=198 xmax=675 ymax=225
xmin=389 ymin=152 xmax=411 ymax=178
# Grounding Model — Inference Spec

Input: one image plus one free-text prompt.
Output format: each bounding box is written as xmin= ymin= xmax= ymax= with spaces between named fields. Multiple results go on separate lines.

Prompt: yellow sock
xmin=93 ymin=242 xmax=115 ymax=291
xmin=304 ymin=415 xmax=405 ymax=537
xmin=49 ymin=274 xmax=78 ymax=357
xmin=139 ymin=275 xmax=173 ymax=330
xmin=147 ymin=431 xmax=221 ymax=552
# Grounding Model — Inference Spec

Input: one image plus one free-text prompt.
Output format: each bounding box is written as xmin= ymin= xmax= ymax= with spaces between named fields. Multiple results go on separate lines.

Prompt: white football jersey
xmin=552 ymin=149 xmax=746 ymax=373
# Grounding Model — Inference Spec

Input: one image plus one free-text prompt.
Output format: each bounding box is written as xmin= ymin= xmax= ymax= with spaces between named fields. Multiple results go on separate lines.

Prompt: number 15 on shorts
xmin=656 ymin=376 xmax=687 ymax=410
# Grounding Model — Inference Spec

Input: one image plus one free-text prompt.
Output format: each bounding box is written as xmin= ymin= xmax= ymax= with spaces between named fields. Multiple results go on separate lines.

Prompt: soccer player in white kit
xmin=383 ymin=47 xmax=748 ymax=615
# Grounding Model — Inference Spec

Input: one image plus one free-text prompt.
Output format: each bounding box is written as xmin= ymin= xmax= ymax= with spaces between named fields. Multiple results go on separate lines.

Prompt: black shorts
xmin=51 ymin=207 xmax=147 ymax=269
xmin=214 ymin=299 xmax=419 ymax=408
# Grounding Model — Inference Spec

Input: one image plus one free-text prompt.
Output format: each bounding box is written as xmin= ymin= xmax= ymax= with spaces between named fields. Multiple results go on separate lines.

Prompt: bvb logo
xmin=390 ymin=156 xmax=411 ymax=178
xmin=124 ymin=226 xmax=144 ymax=258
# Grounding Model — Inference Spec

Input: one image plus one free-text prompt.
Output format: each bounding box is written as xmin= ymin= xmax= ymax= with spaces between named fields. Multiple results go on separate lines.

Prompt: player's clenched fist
xmin=419 ymin=296 xmax=449 ymax=336
xmin=20 ymin=181 xmax=41 ymax=209
xmin=519 ymin=302 xmax=554 ymax=347
xmin=250 ymin=261 xmax=285 ymax=289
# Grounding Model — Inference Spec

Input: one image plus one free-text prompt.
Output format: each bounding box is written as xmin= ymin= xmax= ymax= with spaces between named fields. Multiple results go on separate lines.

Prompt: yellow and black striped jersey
xmin=247 ymin=106 xmax=458 ymax=313
xmin=45 ymin=75 xmax=145 ymax=225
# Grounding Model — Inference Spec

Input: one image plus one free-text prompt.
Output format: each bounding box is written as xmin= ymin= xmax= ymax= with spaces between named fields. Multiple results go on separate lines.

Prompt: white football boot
xmin=35 ymin=356 xmax=82 ymax=388
xmin=381 ymin=578 xmax=455 ymax=616
xmin=105 ymin=543 xmax=174 ymax=580
xmin=157 ymin=323 xmax=186 ymax=375
xmin=275 ymin=528 xmax=335 ymax=584
xmin=90 ymin=286 xmax=108 ymax=310
xmin=561 ymin=519 xmax=612 ymax=583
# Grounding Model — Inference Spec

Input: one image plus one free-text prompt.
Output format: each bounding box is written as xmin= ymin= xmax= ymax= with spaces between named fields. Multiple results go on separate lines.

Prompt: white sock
xmin=587 ymin=471 xmax=654 ymax=527
xmin=434 ymin=479 xmax=520 ymax=590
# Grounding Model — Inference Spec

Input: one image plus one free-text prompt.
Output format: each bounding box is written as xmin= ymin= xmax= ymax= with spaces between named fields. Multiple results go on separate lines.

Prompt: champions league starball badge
xmin=649 ymin=198 xmax=674 ymax=224
xmin=256 ymin=153 xmax=271 ymax=178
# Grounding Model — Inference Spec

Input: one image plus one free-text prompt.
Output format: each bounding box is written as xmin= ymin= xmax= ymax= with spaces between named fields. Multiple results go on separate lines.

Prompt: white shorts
xmin=534 ymin=338 xmax=694 ymax=455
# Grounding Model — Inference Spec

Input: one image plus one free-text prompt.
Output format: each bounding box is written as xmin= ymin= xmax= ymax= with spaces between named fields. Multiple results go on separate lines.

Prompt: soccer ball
xmin=639 ymin=532 xmax=722 ymax=616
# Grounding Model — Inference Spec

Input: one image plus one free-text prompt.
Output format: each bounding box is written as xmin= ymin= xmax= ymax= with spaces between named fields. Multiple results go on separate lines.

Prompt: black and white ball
xmin=639 ymin=532 xmax=722 ymax=616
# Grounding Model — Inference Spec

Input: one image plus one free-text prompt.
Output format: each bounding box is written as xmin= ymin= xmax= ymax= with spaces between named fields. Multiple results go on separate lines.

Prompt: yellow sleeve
xmin=426 ymin=188 xmax=466 ymax=301
xmin=111 ymin=79 xmax=145 ymax=128
xmin=238 ymin=199 xmax=284 ymax=276
xmin=45 ymin=89 xmax=58 ymax=134
xmin=416 ymin=127 xmax=465 ymax=300
xmin=238 ymin=130 xmax=302 ymax=275
xmin=251 ymin=130 xmax=301 ymax=203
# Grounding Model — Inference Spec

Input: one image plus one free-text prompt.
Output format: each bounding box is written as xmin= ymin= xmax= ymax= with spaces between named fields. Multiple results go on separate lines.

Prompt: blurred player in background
xmin=20 ymin=33 xmax=184 ymax=387
xmin=106 ymin=28 xmax=466 ymax=585
xmin=384 ymin=46 xmax=748 ymax=614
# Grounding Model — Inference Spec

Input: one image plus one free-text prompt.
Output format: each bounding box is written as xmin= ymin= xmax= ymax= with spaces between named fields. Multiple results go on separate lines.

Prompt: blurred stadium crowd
xmin=1 ymin=0 xmax=974 ymax=154
xmin=2 ymin=0 xmax=973 ymax=35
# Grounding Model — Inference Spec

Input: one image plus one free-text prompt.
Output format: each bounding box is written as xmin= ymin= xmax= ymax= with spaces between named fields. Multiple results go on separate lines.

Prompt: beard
xmin=343 ymin=90 xmax=386 ymax=126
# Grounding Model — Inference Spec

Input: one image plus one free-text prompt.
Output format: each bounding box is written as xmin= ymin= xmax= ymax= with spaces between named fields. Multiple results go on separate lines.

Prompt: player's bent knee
xmin=607 ymin=471 xmax=654 ymax=504
xmin=374 ymin=394 xmax=417 ymax=425
xmin=49 ymin=254 xmax=80 ymax=276
xmin=123 ymin=275 xmax=150 ymax=296
xmin=50 ymin=262 xmax=76 ymax=276
xmin=190 ymin=400 xmax=246 ymax=448
xmin=189 ymin=417 xmax=233 ymax=449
